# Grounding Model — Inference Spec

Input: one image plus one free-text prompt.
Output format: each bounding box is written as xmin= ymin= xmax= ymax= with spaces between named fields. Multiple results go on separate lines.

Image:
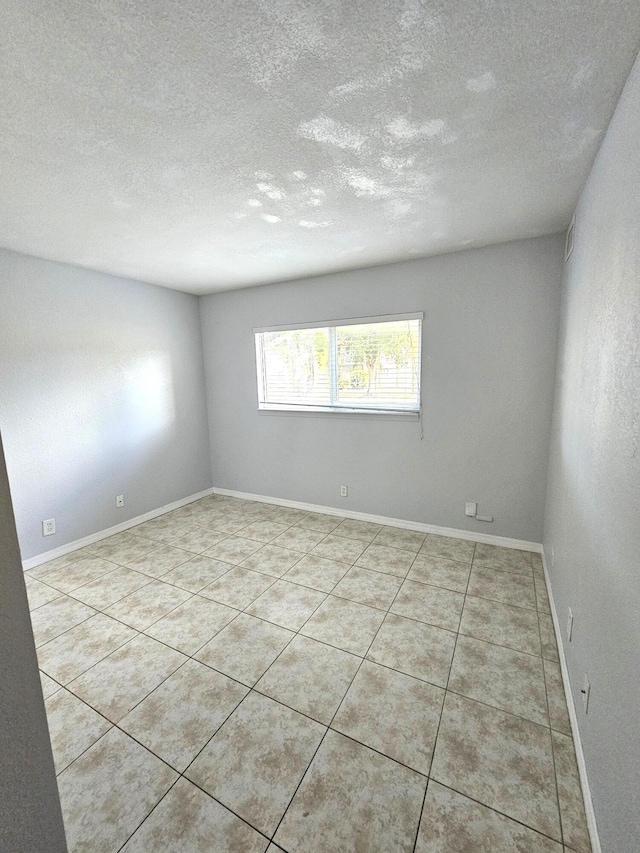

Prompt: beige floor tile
xmin=333 ymin=518 xmax=382 ymax=542
xmin=245 ymin=580 xmax=326 ymax=630
xmin=37 ymin=613 xmax=137 ymax=684
xmin=391 ymin=579 xmax=465 ymax=631
xmin=295 ymin=511 xmax=344 ymax=533
xmin=544 ymin=659 xmax=572 ymax=735
xmin=204 ymin=535 xmax=263 ymax=564
xmin=70 ymin=567 xmax=151 ymax=610
xmin=166 ymin=527 xmax=228 ymax=553
xmin=187 ymin=691 xmax=325 ymax=836
xmin=35 ymin=556 xmax=117 ymax=593
xmin=30 ymin=595 xmax=96 ymax=647
xmin=467 ymin=565 xmax=537 ymax=609
xmin=416 ymin=781 xmax=562 ymax=852
xmin=265 ymin=506 xmax=310 ymax=525
xmin=84 ymin=531 xmax=158 ymax=564
xmin=449 ymin=634 xmax=549 ymax=725
xmin=333 ymin=660 xmax=444 ymax=774
xmin=310 ymin=533 xmax=367 ymax=564
xmin=539 ymin=612 xmax=560 ymax=661
xmin=420 ymin=534 xmax=475 ymax=564
xmin=144 ymin=594 xmax=238 ymax=655
xmin=367 ymin=613 xmax=456 ymax=687
xmin=460 ymin=595 xmax=542 ymax=656
xmin=40 ymin=670 xmax=61 ymax=698
xmin=120 ymin=659 xmax=247 ymax=771
xmin=408 ymin=554 xmax=471 ymax=592
xmin=552 ymin=731 xmax=592 ymax=852
xmin=532 ymin=552 xmax=545 ymax=576
xmin=271 ymin=526 xmax=327 ymax=552
xmin=195 ymin=613 xmax=294 ymax=686
xmin=25 ymin=577 xmax=62 ymax=610
xmin=239 ymin=544 xmax=303 ymax=578
xmin=356 ymin=542 xmax=417 ymax=577
xmin=121 ymin=778 xmax=269 ymax=853
xmin=67 ymin=633 xmax=186 ymax=722
xmin=535 ymin=575 xmax=552 ymax=613
xmin=123 ymin=544 xmax=193 ymax=578
xmin=238 ymin=519 xmax=290 ymax=542
xmin=45 ymin=688 xmax=112 ymax=774
xmin=301 ymin=594 xmax=385 ymax=656
xmin=161 ymin=555 xmax=231 ymax=592
xmin=195 ymin=512 xmax=247 ymax=534
xmin=473 ymin=543 xmax=533 ymax=575
xmin=283 ymin=554 xmax=350 ymax=592
xmin=104 ymin=580 xmax=192 ymax=630
xmin=56 ymin=727 xmax=177 ymax=853
xmin=275 ymin=730 xmax=426 ymax=853
xmin=332 ymin=565 xmax=403 ymax=610
xmin=372 ymin=526 xmax=426 ymax=552
xmin=135 ymin=515 xmax=199 ymax=544
xmin=199 ymin=567 xmax=276 ymax=609
xmin=255 ymin=634 xmax=360 ymax=724
xmin=431 ymin=692 xmax=561 ymax=840
xmin=26 ymin=549 xmax=85 ymax=580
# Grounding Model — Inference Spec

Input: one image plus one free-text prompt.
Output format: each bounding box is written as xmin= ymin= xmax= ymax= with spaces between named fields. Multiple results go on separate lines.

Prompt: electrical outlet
xmin=581 ymin=674 xmax=590 ymax=713
xmin=340 ymin=485 xmax=348 ymax=497
xmin=116 ymin=494 xmax=125 ymax=508
xmin=465 ymin=501 xmax=477 ymax=517
xmin=567 ymin=608 xmax=574 ymax=642
xmin=42 ymin=518 xmax=56 ymax=537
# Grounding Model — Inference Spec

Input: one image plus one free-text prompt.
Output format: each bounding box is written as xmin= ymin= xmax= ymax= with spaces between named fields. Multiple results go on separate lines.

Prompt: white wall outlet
xmin=116 ymin=494 xmax=125 ymax=508
xmin=340 ymin=485 xmax=348 ymax=497
xmin=465 ymin=501 xmax=477 ymax=517
xmin=42 ymin=518 xmax=56 ymax=536
xmin=581 ymin=674 xmax=591 ymax=713
xmin=567 ymin=607 xmax=574 ymax=642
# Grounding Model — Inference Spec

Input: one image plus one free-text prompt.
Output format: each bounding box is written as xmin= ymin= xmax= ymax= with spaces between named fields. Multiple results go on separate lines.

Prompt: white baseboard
xmin=541 ymin=548 xmax=601 ymax=853
xmin=213 ymin=487 xmax=542 ymax=553
xmin=21 ymin=487 xmax=215 ymax=571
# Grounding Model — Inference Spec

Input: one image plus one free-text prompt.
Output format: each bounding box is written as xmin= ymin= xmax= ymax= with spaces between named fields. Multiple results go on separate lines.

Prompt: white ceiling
xmin=1 ymin=1 xmax=639 ymax=295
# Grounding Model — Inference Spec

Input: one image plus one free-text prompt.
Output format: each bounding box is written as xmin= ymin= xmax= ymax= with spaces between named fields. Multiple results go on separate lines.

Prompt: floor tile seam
xmin=65 ymin=573 xmax=158 ymax=613
xmin=25 ymin=588 xmax=64 ymax=614
xmin=240 ymin=586 xmax=329 ymax=627
xmin=538 ymin=601 xmax=566 ymax=847
xmin=113 ymin=774 xmax=184 ymax=853
xmin=149 ymin=558 xmax=244 ymax=595
xmin=328 ymin=587 xmax=397 ymax=614
xmin=418 ymin=550 xmax=473 ymax=566
xmin=387 ymin=601 xmax=463 ymax=634
xmin=443 ymin=685 xmax=552 ymax=730
xmin=471 ymin=560 xmax=535 ymax=577
xmin=201 ymin=566 xmax=281 ymax=608
xmin=47 ymin=686 xmax=116 ymax=775
xmin=353 ymin=560 xmax=412 ymax=579
xmin=36 ymin=614 xmax=139 ymax=683
xmin=426 ymin=777 xmax=565 ymax=847
xmin=360 ymin=654 xmax=449 ymax=690
xmin=32 ymin=555 xmax=126 ymax=594
xmin=32 ymin=606 xmax=100 ymax=650
xmin=326 ymin=724 xmax=432 ymax=780
xmin=463 ymin=590 xmax=539 ymax=613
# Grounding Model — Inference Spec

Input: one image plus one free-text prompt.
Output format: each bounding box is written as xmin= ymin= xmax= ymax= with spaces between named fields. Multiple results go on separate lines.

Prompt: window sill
xmin=257 ymin=405 xmax=420 ymax=421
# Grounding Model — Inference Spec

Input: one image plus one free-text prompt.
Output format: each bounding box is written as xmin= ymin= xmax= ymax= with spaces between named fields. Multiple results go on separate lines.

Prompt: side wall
xmin=543 ymin=56 xmax=640 ymax=853
xmin=0 ymin=249 xmax=212 ymax=560
xmin=0 ymin=432 xmax=67 ymax=851
xmin=201 ymin=235 xmax=564 ymax=543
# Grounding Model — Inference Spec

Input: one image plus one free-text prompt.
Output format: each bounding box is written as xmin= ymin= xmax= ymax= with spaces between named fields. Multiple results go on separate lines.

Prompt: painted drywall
xmin=0 ymin=432 xmax=67 ymax=851
xmin=0 ymin=248 xmax=212 ymax=560
xmin=2 ymin=2 xmax=640 ymax=292
xmin=201 ymin=235 xmax=564 ymax=542
xmin=543 ymin=54 xmax=640 ymax=853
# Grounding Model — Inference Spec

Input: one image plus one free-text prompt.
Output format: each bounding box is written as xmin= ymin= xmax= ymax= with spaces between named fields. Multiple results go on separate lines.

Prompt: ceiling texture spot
xmin=0 ymin=0 xmax=640 ymax=293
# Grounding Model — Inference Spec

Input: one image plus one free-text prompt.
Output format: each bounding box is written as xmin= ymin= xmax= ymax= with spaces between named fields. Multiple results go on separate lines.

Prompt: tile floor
xmin=26 ymin=494 xmax=592 ymax=853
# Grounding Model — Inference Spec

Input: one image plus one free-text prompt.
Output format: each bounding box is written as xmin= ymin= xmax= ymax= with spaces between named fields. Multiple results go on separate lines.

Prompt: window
xmin=255 ymin=313 xmax=422 ymax=414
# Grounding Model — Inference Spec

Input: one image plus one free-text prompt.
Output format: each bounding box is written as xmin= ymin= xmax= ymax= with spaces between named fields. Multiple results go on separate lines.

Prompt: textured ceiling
xmin=1 ymin=1 xmax=640 ymax=294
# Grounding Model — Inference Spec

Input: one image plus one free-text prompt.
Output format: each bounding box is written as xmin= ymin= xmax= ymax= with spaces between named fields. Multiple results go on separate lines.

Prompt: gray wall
xmin=0 ymin=432 xmax=67 ymax=852
xmin=201 ymin=234 xmax=564 ymax=543
xmin=543 ymin=55 xmax=640 ymax=853
xmin=0 ymin=249 xmax=212 ymax=560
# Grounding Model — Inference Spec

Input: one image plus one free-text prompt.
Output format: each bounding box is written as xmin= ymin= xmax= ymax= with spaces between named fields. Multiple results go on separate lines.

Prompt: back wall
xmin=200 ymin=234 xmax=564 ymax=543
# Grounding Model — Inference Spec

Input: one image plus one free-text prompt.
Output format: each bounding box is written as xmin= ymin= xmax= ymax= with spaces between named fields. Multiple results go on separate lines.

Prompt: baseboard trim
xmin=541 ymin=548 xmax=601 ymax=853
xmin=21 ymin=487 xmax=215 ymax=571
xmin=213 ymin=487 xmax=542 ymax=553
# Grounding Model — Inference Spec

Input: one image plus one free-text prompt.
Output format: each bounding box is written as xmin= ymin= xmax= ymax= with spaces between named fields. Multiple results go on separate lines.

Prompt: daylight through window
xmin=255 ymin=314 xmax=422 ymax=414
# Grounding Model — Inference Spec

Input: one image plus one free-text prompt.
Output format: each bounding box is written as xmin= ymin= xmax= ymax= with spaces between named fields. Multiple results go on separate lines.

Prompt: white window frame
xmin=254 ymin=312 xmax=423 ymax=416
